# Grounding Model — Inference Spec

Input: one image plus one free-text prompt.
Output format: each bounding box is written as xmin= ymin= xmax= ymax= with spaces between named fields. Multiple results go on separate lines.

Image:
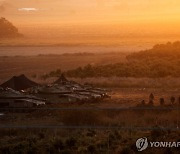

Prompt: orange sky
xmin=0 ymin=0 xmax=180 ymax=24
xmin=1 ymin=0 xmax=180 ymax=40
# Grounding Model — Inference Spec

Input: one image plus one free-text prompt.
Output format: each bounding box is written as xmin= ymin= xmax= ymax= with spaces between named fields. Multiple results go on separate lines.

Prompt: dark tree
xmin=0 ymin=17 xmax=23 ymax=38
xmin=160 ymin=98 xmax=165 ymax=106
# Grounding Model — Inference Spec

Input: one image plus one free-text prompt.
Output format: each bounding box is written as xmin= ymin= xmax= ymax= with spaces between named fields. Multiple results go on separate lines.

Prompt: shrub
xmin=53 ymin=138 xmax=64 ymax=151
xmin=120 ymin=147 xmax=134 ymax=154
xmin=150 ymin=128 xmax=167 ymax=139
xmin=65 ymin=137 xmax=77 ymax=148
xmin=87 ymin=145 xmax=96 ymax=154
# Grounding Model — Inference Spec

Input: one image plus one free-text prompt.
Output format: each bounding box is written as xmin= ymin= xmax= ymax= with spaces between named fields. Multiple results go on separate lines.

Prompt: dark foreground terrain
xmin=0 ymin=87 xmax=180 ymax=153
xmin=0 ymin=128 xmax=179 ymax=154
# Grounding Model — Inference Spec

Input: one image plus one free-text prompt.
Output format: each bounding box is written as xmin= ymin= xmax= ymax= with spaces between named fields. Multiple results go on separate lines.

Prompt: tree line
xmin=65 ymin=42 xmax=180 ymax=78
xmin=0 ymin=17 xmax=23 ymax=38
xmin=42 ymin=41 xmax=180 ymax=79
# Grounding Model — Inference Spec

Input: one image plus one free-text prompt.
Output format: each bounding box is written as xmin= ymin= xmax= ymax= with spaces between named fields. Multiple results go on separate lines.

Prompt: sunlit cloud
xmin=18 ymin=8 xmax=39 ymax=12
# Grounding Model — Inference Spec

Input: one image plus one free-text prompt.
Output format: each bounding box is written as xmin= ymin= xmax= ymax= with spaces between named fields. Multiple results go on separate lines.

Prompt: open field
xmin=1 ymin=52 xmax=180 ymax=89
xmin=71 ymin=77 xmax=180 ymax=88
xmin=0 ymin=52 xmax=127 ymax=83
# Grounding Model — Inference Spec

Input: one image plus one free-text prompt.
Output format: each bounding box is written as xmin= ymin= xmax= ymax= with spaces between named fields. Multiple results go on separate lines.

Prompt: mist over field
xmin=1 ymin=0 xmax=180 ymax=55
xmin=1 ymin=23 xmax=180 ymax=56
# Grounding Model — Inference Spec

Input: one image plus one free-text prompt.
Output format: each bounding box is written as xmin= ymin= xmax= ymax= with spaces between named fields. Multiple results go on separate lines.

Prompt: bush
xmin=53 ymin=138 xmax=64 ymax=151
xmin=87 ymin=145 xmax=96 ymax=153
xmin=65 ymin=137 xmax=77 ymax=148
xmin=120 ymin=147 xmax=134 ymax=154
xmin=150 ymin=128 xmax=167 ymax=139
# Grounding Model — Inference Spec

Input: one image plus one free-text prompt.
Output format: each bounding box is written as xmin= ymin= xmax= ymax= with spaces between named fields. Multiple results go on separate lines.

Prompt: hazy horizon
xmin=1 ymin=0 xmax=180 ymax=54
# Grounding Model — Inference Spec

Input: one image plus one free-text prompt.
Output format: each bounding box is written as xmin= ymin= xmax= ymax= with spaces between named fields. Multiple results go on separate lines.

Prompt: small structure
xmin=0 ymin=88 xmax=45 ymax=108
xmin=0 ymin=74 xmax=39 ymax=91
xmin=148 ymin=93 xmax=154 ymax=106
xmin=170 ymin=96 xmax=175 ymax=105
xmin=149 ymin=93 xmax=154 ymax=101
xmin=54 ymin=74 xmax=69 ymax=84
xmin=160 ymin=98 xmax=165 ymax=106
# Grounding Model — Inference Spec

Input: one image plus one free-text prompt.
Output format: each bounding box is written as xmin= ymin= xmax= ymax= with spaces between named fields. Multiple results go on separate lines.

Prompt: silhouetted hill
xmin=126 ymin=41 xmax=180 ymax=61
xmin=64 ymin=41 xmax=180 ymax=78
xmin=0 ymin=17 xmax=23 ymax=38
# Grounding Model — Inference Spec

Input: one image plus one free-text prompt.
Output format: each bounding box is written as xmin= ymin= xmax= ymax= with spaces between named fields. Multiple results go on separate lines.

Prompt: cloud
xmin=18 ymin=8 xmax=39 ymax=12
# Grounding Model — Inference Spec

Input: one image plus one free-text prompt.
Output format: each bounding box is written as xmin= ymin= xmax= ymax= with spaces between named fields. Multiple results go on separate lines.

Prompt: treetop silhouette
xmin=0 ymin=17 xmax=23 ymax=38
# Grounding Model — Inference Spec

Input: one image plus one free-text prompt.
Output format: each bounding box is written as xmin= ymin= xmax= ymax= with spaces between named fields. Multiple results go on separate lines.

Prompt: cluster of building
xmin=0 ymin=74 xmax=109 ymax=108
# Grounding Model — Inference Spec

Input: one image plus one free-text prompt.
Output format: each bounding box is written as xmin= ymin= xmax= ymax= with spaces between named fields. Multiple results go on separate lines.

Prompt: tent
xmin=54 ymin=74 xmax=69 ymax=84
xmin=0 ymin=74 xmax=38 ymax=91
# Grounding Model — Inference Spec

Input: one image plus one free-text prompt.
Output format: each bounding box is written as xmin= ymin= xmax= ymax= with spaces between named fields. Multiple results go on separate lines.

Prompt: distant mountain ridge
xmin=0 ymin=17 xmax=23 ymax=38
